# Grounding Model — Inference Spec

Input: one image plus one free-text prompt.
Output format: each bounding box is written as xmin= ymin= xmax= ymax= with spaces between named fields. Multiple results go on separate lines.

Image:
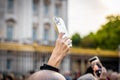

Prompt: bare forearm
xmin=47 ymin=33 xmax=70 ymax=68
xmin=47 ymin=54 xmax=63 ymax=68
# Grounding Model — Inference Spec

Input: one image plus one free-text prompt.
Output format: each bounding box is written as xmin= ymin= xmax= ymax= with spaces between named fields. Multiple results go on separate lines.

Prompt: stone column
xmin=61 ymin=0 xmax=68 ymax=27
xmin=80 ymin=59 xmax=86 ymax=74
xmin=38 ymin=0 xmax=44 ymax=41
xmin=62 ymin=55 xmax=71 ymax=73
xmin=23 ymin=0 xmax=32 ymax=39
xmin=16 ymin=0 xmax=32 ymax=41
xmin=0 ymin=0 xmax=5 ymax=39
xmin=49 ymin=0 xmax=56 ymax=42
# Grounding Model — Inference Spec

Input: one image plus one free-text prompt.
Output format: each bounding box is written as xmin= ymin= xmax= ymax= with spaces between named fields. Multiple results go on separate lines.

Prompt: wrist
xmin=40 ymin=64 xmax=59 ymax=72
xmin=47 ymin=54 xmax=63 ymax=68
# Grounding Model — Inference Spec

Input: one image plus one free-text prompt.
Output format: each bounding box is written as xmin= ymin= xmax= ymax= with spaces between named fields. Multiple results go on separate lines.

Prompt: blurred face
xmin=93 ymin=64 xmax=99 ymax=71
xmin=91 ymin=59 xmax=102 ymax=69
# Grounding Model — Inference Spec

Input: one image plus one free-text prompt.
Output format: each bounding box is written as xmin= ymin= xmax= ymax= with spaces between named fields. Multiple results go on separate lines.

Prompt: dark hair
xmin=5 ymin=75 xmax=13 ymax=80
xmin=85 ymin=66 xmax=94 ymax=75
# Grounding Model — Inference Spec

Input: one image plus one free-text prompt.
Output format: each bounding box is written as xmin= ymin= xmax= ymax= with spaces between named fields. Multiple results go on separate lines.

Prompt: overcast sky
xmin=68 ymin=0 xmax=120 ymax=37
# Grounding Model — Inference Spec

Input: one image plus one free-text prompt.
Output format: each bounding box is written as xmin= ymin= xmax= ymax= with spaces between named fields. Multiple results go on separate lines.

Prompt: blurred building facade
xmin=0 ymin=0 xmax=69 ymax=75
xmin=0 ymin=0 xmax=67 ymax=44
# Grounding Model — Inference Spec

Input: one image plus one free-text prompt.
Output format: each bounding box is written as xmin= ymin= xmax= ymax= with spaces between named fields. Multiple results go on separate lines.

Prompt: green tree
xmin=95 ymin=15 xmax=120 ymax=50
xmin=81 ymin=32 xmax=97 ymax=48
xmin=71 ymin=33 xmax=81 ymax=47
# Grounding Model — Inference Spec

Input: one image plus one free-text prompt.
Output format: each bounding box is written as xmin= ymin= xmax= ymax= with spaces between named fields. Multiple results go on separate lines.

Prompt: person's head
xmin=85 ymin=66 xmax=94 ymax=75
xmin=77 ymin=73 xmax=97 ymax=80
xmin=5 ymin=73 xmax=15 ymax=80
xmin=110 ymin=72 xmax=118 ymax=80
xmin=117 ymin=73 xmax=120 ymax=80
xmin=27 ymin=70 xmax=66 ymax=80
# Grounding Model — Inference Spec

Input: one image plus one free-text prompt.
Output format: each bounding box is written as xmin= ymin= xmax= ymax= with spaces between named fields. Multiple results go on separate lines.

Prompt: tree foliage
xmin=71 ymin=15 xmax=120 ymax=50
xmin=71 ymin=33 xmax=81 ymax=47
xmin=81 ymin=32 xmax=97 ymax=48
xmin=95 ymin=15 xmax=120 ymax=50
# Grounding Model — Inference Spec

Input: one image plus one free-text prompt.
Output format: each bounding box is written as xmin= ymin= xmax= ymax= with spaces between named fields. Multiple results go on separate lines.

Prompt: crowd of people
xmin=0 ymin=70 xmax=120 ymax=80
xmin=64 ymin=70 xmax=120 ymax=80
xmin=0 ymin=33 xmax=120 ymax=80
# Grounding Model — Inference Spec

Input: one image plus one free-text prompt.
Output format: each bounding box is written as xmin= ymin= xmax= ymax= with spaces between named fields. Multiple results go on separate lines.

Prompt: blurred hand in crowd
xmin=92 ymin=62 xmax=107 ymax=80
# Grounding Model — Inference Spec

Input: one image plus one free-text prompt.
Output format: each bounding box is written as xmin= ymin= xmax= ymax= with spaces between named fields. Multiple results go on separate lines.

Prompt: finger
xmin=68 ymin=44 xmax=72 ymax=48
xmin=64 ymin=39 xmax=72 ymax=47
xmin=62 ymin=37 xmax=69 ymax=42
xmin=58 ymin=33 xmax=65 ymax=40
xmin=68 ymin=40 xmax=72 ymax=48
xmin=66 ymin=39 xmax=72 ymax=45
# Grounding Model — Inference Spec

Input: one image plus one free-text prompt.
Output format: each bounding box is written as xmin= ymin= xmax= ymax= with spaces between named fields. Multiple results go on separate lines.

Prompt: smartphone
xmin=53 ymin=16 xmax=72 ymax=47
xmin=88 ymin=56 xmax=102 ymax=77
xmin=53 ymin=16 xmax=69 ymax=38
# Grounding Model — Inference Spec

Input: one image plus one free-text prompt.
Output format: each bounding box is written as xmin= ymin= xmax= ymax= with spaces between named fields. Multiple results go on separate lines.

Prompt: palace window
xmin=43 ymin=23 xmax=50 ymax=40
xmin=32 ymin=27 xmax=37 ymax=40
xmin=44 ymin=0 xmax=50 ymax=16
xmin=33 ymin=0 xmax=39 ymax=15
xmin=6 ymin=59 xmax=12 ymax=70
xmin=7 ymin=0 xmax=14 ymax=13
xmin=6 ymin=24 xmax=13 ymax=40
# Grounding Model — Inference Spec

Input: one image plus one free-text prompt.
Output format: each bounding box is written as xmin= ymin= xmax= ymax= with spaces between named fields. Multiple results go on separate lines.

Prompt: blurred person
xmin=78 ymin=56 xmax=107 ymax=80
xmin=0 ymin=73 xmax=3 ymax=80
xmin=85 ymin=65 xmax=94 ymax=75
xmin=110 ymin=72 xmax=118 ymax=80
xmin=72 ymin=72 xmax=81 ymax=80
xmin=5 ymin=73 xmax=15 ymax=80
xmin=72 ymin=72 xmax=77 ymax=80
xmin=64 ymin=71 xmax=72 ymax=80
xmin=27 ymin=33 xmax=71 ymax=80
xmin=99 ymin=67 xmax=107 ymax=80
xmin=77 ymin=73 xmax=97 ymax=80
xmin=16 ymin=75 xmax=24 ymax=80
xmin=106 ymin=70 xmax=113 ymax=80
xmin=27 ymin=70 xmax=65 ymax=80
xmin=78 ymin=68 xmax=107 ymax=80
xmin=24 ymin=74 xmax=31 ymax=80
xmin=117 ymin=73 xmax=120 ymax=80
xmin=89 ymin=57 xmax=107 ymax=80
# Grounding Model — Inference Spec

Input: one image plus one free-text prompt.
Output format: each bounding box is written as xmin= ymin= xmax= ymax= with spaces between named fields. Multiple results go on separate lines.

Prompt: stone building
xmin=0 ymin=0 xmax=69 ymax=75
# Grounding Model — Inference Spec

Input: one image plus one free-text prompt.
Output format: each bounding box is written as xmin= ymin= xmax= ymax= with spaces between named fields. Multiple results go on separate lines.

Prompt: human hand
xmin=92 ymin=63 xmax=107 ymax=80
xmin=99 ymin=67 xmax=107 ymax=80
xmin=47 ymin=33 xmax=72 ymax=68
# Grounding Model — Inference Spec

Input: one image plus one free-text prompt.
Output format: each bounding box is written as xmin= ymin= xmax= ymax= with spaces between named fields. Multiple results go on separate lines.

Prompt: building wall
xmin=0 ymin=51 xmax=34 ymax=74
xmin=0 ymin=0 xmax=68 ymax=44
xmin=0 ymin=0 xmax=69 ymax=74
xmin=0 ymin=0 xmax=5 ymax=38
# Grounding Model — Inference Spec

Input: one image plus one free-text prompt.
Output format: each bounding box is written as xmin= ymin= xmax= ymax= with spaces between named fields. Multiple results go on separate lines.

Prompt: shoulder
xmin=77 ymin=73 xmax=97 ymax=80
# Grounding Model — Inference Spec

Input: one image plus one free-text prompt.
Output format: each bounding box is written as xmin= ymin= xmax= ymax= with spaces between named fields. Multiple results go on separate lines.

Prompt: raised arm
xmin=47 ymin=33 xmax=71 ymax=68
